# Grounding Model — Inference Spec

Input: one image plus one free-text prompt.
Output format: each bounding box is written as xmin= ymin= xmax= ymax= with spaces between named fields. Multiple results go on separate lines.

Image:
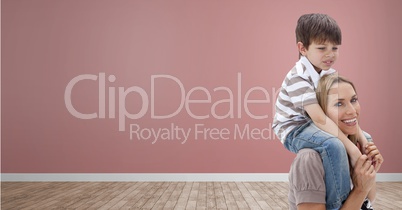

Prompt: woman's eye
xmin=351 ymin=98 xmax=358 ymax=103
xmin=335 ymin=102 xmax=343 ymax=107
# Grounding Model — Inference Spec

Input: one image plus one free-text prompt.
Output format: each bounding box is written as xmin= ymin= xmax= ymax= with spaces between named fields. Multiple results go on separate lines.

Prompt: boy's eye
xmin=318 ymin=47 xmax=325 ymax=50
xmin=332 ymin=47 xmax=338 ymax=50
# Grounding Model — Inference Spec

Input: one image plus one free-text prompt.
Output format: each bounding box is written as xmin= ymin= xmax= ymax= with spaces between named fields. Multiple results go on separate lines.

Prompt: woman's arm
xmin=367 ymin=182 xmax=377 ymax=202
xmin=341 ymin=154 xmax=376 ymax=209
xmin=298 ymin=154 xmax=375 ymax=210
xmin=364 ymin=142 xmax=384 ymax=202
xmin=365 ymin=142 xmax=384 ymax=172
xmin=289 ymin=149 xmax=326 ymax=210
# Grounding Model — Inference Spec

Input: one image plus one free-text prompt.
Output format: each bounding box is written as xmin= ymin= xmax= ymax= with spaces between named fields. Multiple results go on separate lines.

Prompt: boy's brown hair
xmin=296 ymin=13 xmax=342 ymax=50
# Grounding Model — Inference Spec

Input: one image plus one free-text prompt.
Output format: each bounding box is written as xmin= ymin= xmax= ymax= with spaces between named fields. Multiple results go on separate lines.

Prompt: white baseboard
xmin=1 ymin=173 xmax=401 ymax=182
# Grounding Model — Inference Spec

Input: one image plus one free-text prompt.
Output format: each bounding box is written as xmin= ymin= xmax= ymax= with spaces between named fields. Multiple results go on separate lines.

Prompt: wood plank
xmin=142 ymin=182 xmax=170 ymax=209
xmin=102 ymin=182 xmax=142 ymax=209
xmin=206 ymin=182 xmax=216 ymax=209
xmin=131 ymin=182 xmax=164 ymax=208
xmin=243 ymin=182 xmax=271 ymax=209
xmin=196 ymin=182 xmax=207 ymax=209
xmin=259 ymin=182 xmax=289 ymax=209
xmin=235 ymin=182 xmax=261 ymax=209
xmin=1 ymin=182 xmax=49 ymax=209
xmin=97 ymin=182 xmax=135 ymax=210
xmin=150 ymin=182 xmax=176 ymax=209
xmin=1 ymin=182 xmax=401 ymax=209
xmin=227 ymin=182 xmax=248 ymax=209
xmin=163 ymin=182 xmax=186 ymax=209
xmin=21 ymin=182 xmax=82 ymax=209
xmin=174 ymin=182 xmax=193 ymax=210
xmin=115 ymin=182 xmax=152 ymax=209
xmin=213 ymin=182 xmax=227 ymax=209
xmin=107 ymin=182 xmax=143 ymax=209
xmin=221 ymin=182 xmax=238 ymax=209
xmin=46 ymin=182 xmax=102 ymax=209
xmin=186 ymin=182 xmax=199 ymax=210
xmin=249 ymin=182 xmax=278 ymax=210
xmin=76 ymin=182 xmax=123 ymax=209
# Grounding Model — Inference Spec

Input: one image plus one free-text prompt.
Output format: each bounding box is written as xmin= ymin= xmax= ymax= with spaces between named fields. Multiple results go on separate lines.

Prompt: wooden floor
xmin=1 ymin=182 xmax=401 ymax=209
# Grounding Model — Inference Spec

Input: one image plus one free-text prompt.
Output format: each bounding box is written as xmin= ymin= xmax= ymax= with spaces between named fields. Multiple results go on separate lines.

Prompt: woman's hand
xmin=365 ymin=142 xmax=384 ymax=172
xmin=352 ymin=154 xmax=376 ymax=194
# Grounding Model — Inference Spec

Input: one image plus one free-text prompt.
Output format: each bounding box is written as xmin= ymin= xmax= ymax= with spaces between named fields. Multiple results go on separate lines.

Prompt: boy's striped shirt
xmin=272 ymin=56 xmax=335 ymax=143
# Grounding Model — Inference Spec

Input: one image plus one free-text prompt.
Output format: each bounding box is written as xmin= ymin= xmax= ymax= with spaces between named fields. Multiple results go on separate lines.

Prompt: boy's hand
xmin=365 ymin=142 xmax=384 ymax=172
xmin=352 ymin=154 xmax=376 ymax=194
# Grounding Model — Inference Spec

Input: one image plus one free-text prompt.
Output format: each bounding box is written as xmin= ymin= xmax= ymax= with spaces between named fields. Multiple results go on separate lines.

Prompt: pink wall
xmin=2 ymin=0 xmax=402 ymax=173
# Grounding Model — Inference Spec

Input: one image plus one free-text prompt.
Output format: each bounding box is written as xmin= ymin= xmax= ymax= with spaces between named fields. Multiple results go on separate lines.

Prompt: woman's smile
xmin=326 ymin=82 xmax=361 ymax=135
xmin=341 ymin=117 xmax=357 ymax=126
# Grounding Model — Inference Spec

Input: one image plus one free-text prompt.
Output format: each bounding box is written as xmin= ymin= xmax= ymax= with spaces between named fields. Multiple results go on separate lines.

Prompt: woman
xmin=288 ymin=74 xmax=384 ymax=210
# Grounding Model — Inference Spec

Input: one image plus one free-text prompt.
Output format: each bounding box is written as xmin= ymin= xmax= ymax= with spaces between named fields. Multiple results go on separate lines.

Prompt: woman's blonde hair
xmin=316 ymin=73 xmax=359 ymax=144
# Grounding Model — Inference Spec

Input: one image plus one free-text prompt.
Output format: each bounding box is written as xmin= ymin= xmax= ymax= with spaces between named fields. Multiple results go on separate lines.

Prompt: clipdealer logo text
xmin=64 ymin=73 xmax=279 ymax=143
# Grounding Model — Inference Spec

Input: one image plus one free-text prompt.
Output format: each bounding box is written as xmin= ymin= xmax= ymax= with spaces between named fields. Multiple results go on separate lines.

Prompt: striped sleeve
xmin=272 ymin=65 xmax=318 ymax=142
xmin=286 ymin=75 xmax=317 ymax=108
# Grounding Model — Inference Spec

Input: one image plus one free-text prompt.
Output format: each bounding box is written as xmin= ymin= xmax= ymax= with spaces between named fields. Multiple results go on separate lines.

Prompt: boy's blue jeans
xmin=285 ymin=121 xmax=350 ymax=209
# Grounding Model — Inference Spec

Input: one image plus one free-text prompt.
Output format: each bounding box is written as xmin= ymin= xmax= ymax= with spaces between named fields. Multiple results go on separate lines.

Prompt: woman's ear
xmin=297 ymin=42 xmax=307 ymax=56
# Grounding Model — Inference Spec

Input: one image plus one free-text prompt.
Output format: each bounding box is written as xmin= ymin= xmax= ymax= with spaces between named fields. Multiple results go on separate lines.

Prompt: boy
xmin=272 ymin=13 xmax=369 ymax=209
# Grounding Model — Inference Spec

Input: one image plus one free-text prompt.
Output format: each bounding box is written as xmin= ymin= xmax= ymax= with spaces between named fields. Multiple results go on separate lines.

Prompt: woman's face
xmin=326 ymin=82 xmax=360 ymax=135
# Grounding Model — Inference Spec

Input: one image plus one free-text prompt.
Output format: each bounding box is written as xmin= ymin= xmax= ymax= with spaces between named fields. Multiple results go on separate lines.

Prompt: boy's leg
xmin=289 ymin=121 xmax=351 ymax=209
xmin=284 ymin=122 xmax=313 ymax=153
xmin=316 ymin=133 xmax=351 ymax=209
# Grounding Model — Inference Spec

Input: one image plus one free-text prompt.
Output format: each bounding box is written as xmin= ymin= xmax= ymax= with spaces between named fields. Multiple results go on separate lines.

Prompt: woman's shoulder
xmin=289 ymin=148 xmax=326 ymax=206
xmin=295 ymin=148 xmax=321 ymax=160
xmin=289 ymin=148 xmax=325 ymax=184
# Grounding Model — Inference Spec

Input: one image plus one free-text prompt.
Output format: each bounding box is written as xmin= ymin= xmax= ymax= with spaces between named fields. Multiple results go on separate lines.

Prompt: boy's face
xmin=298 ymin=41 xmax=339 ymax=72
